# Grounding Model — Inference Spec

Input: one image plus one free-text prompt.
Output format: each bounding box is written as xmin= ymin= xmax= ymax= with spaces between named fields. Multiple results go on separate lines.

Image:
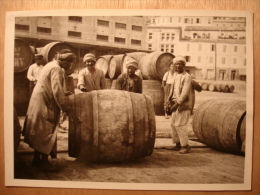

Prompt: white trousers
xmin=171 ymin=110 xmax=190 ymax=147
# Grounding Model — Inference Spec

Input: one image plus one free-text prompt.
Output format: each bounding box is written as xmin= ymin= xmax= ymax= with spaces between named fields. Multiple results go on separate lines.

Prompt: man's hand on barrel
xmin=79 ymin=85 xmax=87 ymax=92
xmin=170 ymin=103 xmax=179 ymax=113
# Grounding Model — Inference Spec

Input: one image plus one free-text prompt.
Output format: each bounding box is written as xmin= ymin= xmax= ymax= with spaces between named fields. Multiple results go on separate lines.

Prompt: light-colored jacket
xmin=27 ymin=63 xmax=44 ymax=84
xmin=77 ymin=68 xmax=106 ymax=91
xmin=23 ymin=60 xmax=68 ymax=154
xmin=168 ymin=71 xmax=192 ymax=112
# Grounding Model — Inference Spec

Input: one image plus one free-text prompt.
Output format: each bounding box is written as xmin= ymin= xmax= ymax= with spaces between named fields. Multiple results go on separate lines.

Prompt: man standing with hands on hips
xmin=167 ymin=56 xmax=192 ymax=154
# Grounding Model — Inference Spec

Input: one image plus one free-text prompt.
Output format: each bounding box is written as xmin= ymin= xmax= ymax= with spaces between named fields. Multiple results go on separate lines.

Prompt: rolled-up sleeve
xmin=77 ymin=69 xmax=86 ymax=89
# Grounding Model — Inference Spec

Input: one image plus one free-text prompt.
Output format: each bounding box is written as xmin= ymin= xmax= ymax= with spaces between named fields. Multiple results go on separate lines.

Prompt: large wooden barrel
xmin=67 ymin=90 xmax=156 ymax=162
xmin=220 ymin=84 xmax=230 ymax=93
xmin=138 ymin=52 xmax=174 ymax=80
xmin=14 ymin=38 xmax=34 ymax=72
xmin=107 ymin=56 xmax=120 ymax=79
xmin=95 ymin=55 xmax=114 ymax=78
xmin=109 ymin=54 xmax=124 ymax=79
xmin=122 ymin=52 xmax=148 ymax=74
xmin=14 ymin=71 xmax=30 ymax=116
xmin=201 ymin=83 xmax=208 ymax=91
xmin=240 ymin=115 xmax=246 ymax=153
xmin=38 ymin=42 xmax=78 ymax=75
xmin=192 ymin=99 xmax=246 ymax=154
xmin=14 ymin=109 xmax=21 ymax=153
xmin=142 ymin=80 xmax=164 ymax=116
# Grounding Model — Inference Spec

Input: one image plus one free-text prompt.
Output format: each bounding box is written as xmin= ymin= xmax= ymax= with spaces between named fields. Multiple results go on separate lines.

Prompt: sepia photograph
xmin=4 ymin=9 xmax=253 ymax=191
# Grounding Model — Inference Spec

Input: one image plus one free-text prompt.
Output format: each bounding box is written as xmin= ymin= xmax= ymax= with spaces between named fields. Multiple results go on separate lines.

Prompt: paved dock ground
xmin=14 ymin=86 xmax=247 ymax=184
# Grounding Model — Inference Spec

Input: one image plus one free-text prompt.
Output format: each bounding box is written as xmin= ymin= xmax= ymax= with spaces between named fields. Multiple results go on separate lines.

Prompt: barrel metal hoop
xmin=92 ymin=90 xmax=99 ymax=161
xmin=124 ymin=91 xmax=134 ymax=160
xmin=124 ymin=91 xmax=134 ymax=144
xmin=141 ymin=94 xmax=149 ymax=143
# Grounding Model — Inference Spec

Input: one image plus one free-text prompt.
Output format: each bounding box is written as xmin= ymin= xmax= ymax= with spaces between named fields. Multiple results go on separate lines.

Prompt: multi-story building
xmin=147 ymin=16 xmax=247 ymax=81
xmin=15 ymin=16 xmax=149 ymax=69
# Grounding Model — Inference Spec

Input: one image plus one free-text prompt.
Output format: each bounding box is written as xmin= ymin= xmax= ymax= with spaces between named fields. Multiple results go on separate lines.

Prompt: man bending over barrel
xmin=167 ymin=56 xmax=192 ymax=154
xmin=23 ymin=49 xmax=80 ymax=170
xmin=116 ymin=57 xmax=142 ymax=93
xmin=77 ymin=53 xmax=106 ymax=92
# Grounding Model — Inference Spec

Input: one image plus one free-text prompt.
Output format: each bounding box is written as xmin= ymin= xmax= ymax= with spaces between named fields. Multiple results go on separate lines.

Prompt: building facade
xmin=15 ymin=16 xmax=149 ymax=69
xmin=147 ymin=16 xmax=247 ymax=81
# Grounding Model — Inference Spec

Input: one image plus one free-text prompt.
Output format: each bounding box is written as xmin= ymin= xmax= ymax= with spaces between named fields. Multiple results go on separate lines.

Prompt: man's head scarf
xmin=83 ymin=53 xmax=96 ymax=63
xmin=34 ymin=54 xmax=43 ymax=60
xmin=173 ymin=56 xmax=186 ymax=66
xmin=56 ymin=49 xmax=76 ymax=61
xmin=125 ymin=57 xmax=138 ymax=69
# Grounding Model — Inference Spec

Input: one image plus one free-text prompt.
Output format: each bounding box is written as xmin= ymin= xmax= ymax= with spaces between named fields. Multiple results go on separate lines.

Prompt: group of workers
xmin=23 ymin=49 xmax=195 ymax=170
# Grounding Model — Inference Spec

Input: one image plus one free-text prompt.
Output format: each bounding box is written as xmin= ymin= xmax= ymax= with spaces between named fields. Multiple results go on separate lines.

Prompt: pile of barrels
xmin=200 ymin=82 xmax=235 ymax=93
xmin=14 ymin=38 xmax=80 ymax=115
xmin=91 ymin=51 xmax=175 ymax=116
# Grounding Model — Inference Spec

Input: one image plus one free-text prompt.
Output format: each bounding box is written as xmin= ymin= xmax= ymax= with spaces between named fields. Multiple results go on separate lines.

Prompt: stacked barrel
xmin=95 ymin=51 xmax=175 ymax=116
xmin=200 ymin=82 xmax=235 ymax=93
xmin=14 ymin=38 xmax=79 ymax=115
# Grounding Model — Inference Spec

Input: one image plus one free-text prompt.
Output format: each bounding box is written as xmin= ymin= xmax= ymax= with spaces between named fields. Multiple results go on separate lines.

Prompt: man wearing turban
xmin=23 ymin=49 xmax=80 ymax=170
xmin=167 ymin=56 xmax=192 ymax=154
xmin=77 ymin=53 xmax=106 ymax=92
xmin=116 ymin=57 xmax=142 ymax=93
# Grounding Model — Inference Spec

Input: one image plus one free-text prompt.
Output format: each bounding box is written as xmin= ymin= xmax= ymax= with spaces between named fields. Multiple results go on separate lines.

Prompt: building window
xmin=97 ymin=35 xmax=109 ymax=41
xmin=37 ymin=27 xmax=51 ymax=34
xmin=115 ymin=22 xmax=126 ymax=29
xmin=15 ymin=24 xmax=29 ymax=31
xmin=161 ymin=33 xmax=165 ymax=40
xmin=132 ymin=25 xmax=142 ymax=31
xmin=211 ymin=44 xmax=215 ymax=51
xmin=148 ymin=44 xmax=152 ymax=50
xmin=68 ymin=16 xmax=82 ymax=22
xmin=185 ymin=56 xmax=191 ymax=62
xmin=131 ymin=39 xmax=141 ymax=45
xmin=244 ymin=59 xmax=246 ymax=66
xmin=171 ymin=33 xmax=175 ymax=40
xmin=97 ymin=20 xmax=109 ymax=27
xmin=149 ymin=33 xmax=153 ymax=39
xmin=234 ymin=46 xmax=238 ymax=52
xmin=196 ymin=18 xmax=200 ymax=23
xmin=166 ymin=33 xmax=170 ymax=40
xmin=114 ymin=37 xmax=125 ymax=44
xmin=197 ymin=56 xmax=201 ymax=63
xmin=184 ymin=18 xmax=189 ymax=23
xmin=233 ymin=58 xmax=237 ymax=64
xmin=68 ymin=31 xmax=81 ymax=38
xmin=171 ymin=44 xmax=174 ymax=53
xmin=161 ymin=44 xmax=164 ymax=52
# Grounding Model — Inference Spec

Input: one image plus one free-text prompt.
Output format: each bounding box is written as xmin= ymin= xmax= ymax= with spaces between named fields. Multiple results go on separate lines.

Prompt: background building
xmin=147 ymin=16 xmax=247 ymax=81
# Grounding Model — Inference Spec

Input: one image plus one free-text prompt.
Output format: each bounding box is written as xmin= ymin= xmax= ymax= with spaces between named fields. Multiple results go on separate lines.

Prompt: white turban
xmin=125 ymin=57 xmax=138 ymax=69
xmin=83 ymin=53 xmax=96 ymax=63
xmin=56 ymin=53 xmax=76 ymax=61
xmin=173 ymin=56 xmax=186 ymax=66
